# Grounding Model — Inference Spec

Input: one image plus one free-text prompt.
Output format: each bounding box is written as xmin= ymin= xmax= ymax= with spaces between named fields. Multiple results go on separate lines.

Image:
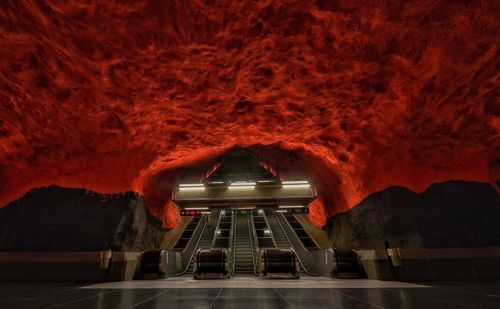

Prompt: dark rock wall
xmin=0 ymin=186 xmax=162 ymax=251
xmin=326 ymin=181 xmax=500 ymax=249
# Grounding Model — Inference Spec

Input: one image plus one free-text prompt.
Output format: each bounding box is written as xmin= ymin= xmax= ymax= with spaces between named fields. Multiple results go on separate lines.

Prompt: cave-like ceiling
xmin=0 ymin=0 xmax=498 ymax=227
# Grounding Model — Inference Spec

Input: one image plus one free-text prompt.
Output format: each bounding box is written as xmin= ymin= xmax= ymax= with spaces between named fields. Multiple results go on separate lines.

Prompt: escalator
xmin=282 ymin=213 xmax=319 ymax=250
xmin=263 ymin=209 xmax=306 ymax=275
xmin=233 ymin=213 xmax=255 ymax=274
xmin=185 ymin=209 xmax=221 ymax=274
xmin=272 ymin=209 xmax=363 ymax=278
xmin=263 ymin=209 xmax=291 ymax=249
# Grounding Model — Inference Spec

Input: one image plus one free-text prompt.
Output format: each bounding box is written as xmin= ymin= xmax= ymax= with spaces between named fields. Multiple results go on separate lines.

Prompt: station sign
xmin=180 ymin=210 xmax=202 ymax=216
xmin=279 ymin=208 xmax=309 ymax=214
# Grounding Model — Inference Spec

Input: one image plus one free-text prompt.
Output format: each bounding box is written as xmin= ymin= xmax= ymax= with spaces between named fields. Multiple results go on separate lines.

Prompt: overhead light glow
xmin=257 ymin=180 xmax=272 ymax=183
xmin=228 ymin=185 xmax=255 ymax=189
xmin=282 ymin=181 xmax=309 ymax=184
xmin=209 ymin=181 xmax=225 ymax=184
xmin=275 ymin=210 xmax=288 ymax=213
xmin=179 ymin=183 xmax=205 ymax=187
xmin=179 ymin=187 xmax=206 ymax=191
xmin=231 ymin=181 xmax=256 ymax=186
xmin=282 ymin=184 xmax=310 ymax=188
xmin=278 ymin=205 xmax=304 ymax=209
xmin=184 ymin=207 xmax=209 ymax=210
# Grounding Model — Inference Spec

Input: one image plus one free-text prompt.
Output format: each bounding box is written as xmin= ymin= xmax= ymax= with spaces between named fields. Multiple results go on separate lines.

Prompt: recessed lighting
xmin=282 ymin=184 xmax=310 ymax=188
xmin=231 ymin=181 xmax=257 ymax=186
xmin=282 ymin=181 xmax=309 ymax=184
xmin=179 ymin=187 xmax=206 ymax=191
xmin=228 ymin=185 xmax=255 ymax=189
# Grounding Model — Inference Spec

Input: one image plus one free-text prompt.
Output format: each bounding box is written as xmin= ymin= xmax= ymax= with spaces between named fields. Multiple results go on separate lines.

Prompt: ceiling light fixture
xmin=282 ymin=181 xmax=309 ymax=184
xmin=282 ymin=184 xmax=310 ymax=188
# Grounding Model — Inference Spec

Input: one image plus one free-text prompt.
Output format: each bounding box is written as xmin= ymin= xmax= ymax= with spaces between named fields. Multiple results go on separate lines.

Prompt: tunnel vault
xmin=172 ymin=148 xmax=317 ymax=209
xmin=139 ymin=145 xmax=339 ymax=229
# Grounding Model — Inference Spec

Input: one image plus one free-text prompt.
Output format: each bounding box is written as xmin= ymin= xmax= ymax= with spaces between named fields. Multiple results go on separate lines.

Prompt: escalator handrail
xmin=247 ymin=214 xmax=259 ymax=275
xmin=278 ymin=211 xmax=335 ymax=276
xmin=260 ymin=211 xmax=278 ymax=249
xmin=174 ymin=214 xmax=207 ymax=275
xmin=272 ymin=211 xmax=326 ymax=276
xmin=178 ymin=209 xmax=222 ymax=275
xmin=229 ymin=211 xmax=236 ymax=275
xmin=211 ymin=209 xmax=225 ymax=248
xmin=292 ymin=213 xmax=321 ymax=249
xmin=275 ymin=212 xmax=312 ymax=253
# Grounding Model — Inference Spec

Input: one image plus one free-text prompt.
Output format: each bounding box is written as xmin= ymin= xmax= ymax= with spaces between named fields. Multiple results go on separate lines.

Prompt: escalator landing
xmin=82 ymin=275 xmax=428 ymax=289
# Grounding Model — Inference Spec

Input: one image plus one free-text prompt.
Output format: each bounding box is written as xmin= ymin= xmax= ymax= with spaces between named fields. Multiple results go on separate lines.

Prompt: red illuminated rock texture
xmin=0 ymin=1 xmax=498 ymax=228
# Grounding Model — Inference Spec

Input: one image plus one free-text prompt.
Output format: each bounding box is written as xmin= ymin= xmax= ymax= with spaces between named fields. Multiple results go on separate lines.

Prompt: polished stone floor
xmin=1 ymin=276 xmax=499 ymax=309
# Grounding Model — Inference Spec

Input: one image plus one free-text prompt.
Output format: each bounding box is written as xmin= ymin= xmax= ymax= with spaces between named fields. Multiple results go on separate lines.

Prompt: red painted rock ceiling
xmin=0 ymin=0 xmax=498 ymax=228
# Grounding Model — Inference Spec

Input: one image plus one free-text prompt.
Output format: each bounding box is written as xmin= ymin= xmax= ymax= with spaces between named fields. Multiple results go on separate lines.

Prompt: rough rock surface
xmin=0 ymin=1 xmax=498 ymax=228
xmin=326 ymin=181 xmax=500 ymax=249
xmin=0 ymin=186 xmax=162 ymax=251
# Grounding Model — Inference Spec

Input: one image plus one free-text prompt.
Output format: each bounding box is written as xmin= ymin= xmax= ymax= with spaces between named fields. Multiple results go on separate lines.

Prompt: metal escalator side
xmin=270 ymin=210 xmax=335 ymax=277
xmin=140 ymin=214 xmax=207 ymax=278
xmin=282 ymin=213 xmax=319 ymax=250
xmin=252 ymin=210 xmax=277 ymax=249
xmin=212 ymin=210 xmax=233 ymax=248
xmin=183 ymin=209 xmax=221 ymax=274
xmin=233 ymin=213 xmax=257 ymax=275
xmin=253 ymin=210 xmax=301 ymax=278
xmin=262 ymin=209 xmax=308 ymax=275
xmin=260 ymin=210 xmax=289 ymax=249
xmin=228 ymin=211 xmax=236 ymax=275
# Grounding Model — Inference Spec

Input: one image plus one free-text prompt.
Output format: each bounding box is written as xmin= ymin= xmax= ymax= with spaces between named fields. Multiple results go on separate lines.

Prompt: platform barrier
xmin=357 ymin=246 xmax=500 ymax=281
xmin=0 ymin=251 xmax=141 ymax=282
xmin=193 ymin=249 xmax=231 ymax=279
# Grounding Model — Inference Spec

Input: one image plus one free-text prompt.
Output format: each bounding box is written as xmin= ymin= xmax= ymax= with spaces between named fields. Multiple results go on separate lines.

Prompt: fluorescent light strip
xmin=282 ymin=181 xmax=309 ymax=184
xmin=209 ymin=181 xmax=224 ymax=184
xmin=257 ymin=180 xmax=272 ymax=183
xmin=179 ymin=183 xmax=205 ymax=187
xmin=184 ymin=207 xmax=209 ymax=210
xmin=275 ymin=210 xmax=288 ymax=213
xmin=282 ymin=184 xmax=310 ymax=188
xmin=228 ymin=185 xmax=255 ymax=189
xmin=179 ymin=187 xmax=206 ymax=191
xmin=279 ymin=205 xmax=304 ymax=209
xmin=237 ymin=207 xmax=256 ymax=210
xmin=231 ymin=182 xmax=256 ymax=186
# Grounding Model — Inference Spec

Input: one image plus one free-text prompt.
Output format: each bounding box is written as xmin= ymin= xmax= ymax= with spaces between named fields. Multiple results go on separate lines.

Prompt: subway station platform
xmin=1 ymin=278 xmax=500 ymax=309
